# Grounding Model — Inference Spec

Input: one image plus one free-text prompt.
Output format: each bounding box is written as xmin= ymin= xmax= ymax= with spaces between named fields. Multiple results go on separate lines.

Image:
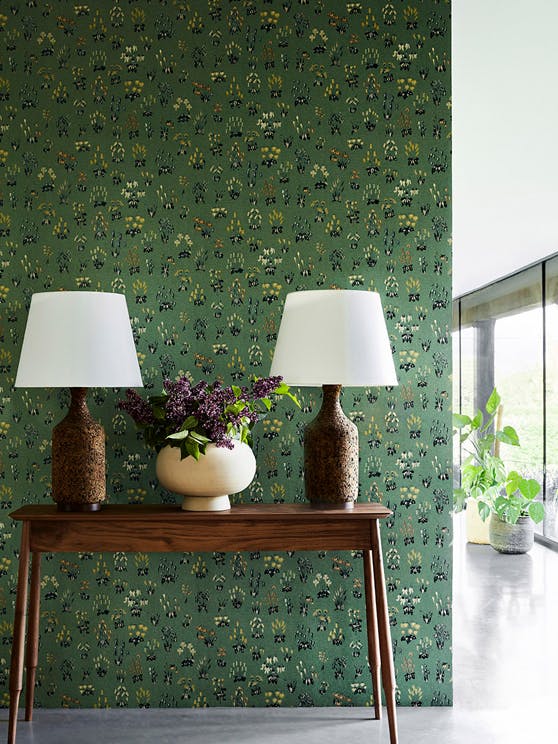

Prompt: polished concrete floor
xmin=2 ymin=515 xmax=556 ymax=743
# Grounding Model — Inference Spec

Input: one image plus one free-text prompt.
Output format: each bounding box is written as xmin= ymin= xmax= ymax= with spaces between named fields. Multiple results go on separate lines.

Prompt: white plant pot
xmin=465 ymin=498 xmax=490 ymax=544
xmin=156 ymin=441 xmax=257 ymax=511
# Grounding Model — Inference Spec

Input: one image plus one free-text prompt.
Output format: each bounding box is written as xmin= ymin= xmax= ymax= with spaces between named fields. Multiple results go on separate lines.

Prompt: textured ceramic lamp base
xmin=52 ymin=387 xmax=106 ymax=511
xmin=304 ymin=384 xmax=359 ymax=508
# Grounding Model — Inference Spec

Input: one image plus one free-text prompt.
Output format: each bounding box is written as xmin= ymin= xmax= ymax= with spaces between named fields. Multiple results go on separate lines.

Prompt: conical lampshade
xmin=270 ymin=289 xmax=397 ymax=387
xmin=15 ymin=291 xmax=143 ymax=388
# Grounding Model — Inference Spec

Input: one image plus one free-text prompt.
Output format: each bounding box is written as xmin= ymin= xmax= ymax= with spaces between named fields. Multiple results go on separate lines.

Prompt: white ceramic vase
xmin=155 ymin=441 xmax=257 ymax=511
xmin=465 ymin=498 xmax=490 ymax=544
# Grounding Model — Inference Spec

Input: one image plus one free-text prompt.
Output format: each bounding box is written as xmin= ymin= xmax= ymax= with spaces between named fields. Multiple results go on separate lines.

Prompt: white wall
xmin=452 ymin=0 xmax=558 ymax=298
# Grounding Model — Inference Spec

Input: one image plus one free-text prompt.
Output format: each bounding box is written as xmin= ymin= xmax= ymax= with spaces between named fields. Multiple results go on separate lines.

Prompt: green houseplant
xmin=453 ymin=388 xmax=544 ymax=553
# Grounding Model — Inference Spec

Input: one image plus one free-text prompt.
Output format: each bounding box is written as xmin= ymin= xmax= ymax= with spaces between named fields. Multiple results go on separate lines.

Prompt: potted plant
xmin=453 ymin=388 xmax=544 ymax=553
xmin=119 ymin=375 xmax=299 ymax=511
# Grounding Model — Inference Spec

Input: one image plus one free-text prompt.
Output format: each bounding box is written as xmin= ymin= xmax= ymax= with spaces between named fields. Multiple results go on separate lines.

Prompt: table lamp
xmin=270 ymin=290 xmax=397 ymax=508
xmin=15 ymin=291 xmax=143 ymax=511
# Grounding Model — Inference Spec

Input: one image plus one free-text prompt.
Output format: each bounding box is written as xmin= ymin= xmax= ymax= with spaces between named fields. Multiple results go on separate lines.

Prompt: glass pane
xmin=545 ymin=257 xmax=558 ymax=540
xmin=452 ymin=326 xmax=460 ymax=488
xmin=459 ymin=326 xmax=475 ymax=418
xmin=493 ymin=268 xmax=543 ymax=535
xmin=494 ymin=306 xmax=543 ymax=484
xmin=452 ymin=299 xmax=461 ymax=488
xmin=455 ymin=265 xmax=546 ymax=540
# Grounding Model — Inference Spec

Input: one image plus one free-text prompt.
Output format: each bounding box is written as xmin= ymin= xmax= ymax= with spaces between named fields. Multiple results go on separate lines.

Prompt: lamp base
xmin=310 ymin=501 xmax=355 ymax=510
xmin=304 ymin=385 xmax=359 ymax=507
xmin=52 ymin=388 xmax=106 ymax=510
xmin=57 ymin=502 xmax=102 ymax=513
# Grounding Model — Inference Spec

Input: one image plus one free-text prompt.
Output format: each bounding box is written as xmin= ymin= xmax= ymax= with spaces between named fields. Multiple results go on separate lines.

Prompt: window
xmin=544 ymin=256 xmax=558 ymax=540
xmin=453 ymin=261 xmax=558 ymax=544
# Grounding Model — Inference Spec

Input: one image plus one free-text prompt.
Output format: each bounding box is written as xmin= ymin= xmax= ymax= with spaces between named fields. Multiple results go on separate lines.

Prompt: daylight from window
xmin=454 ymin=259 xmax=558 ymax=544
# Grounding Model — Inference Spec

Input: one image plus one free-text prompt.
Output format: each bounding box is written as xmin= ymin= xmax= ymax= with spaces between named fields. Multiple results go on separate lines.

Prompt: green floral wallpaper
xmin=0 ymin=0 xmax=452 ymax=709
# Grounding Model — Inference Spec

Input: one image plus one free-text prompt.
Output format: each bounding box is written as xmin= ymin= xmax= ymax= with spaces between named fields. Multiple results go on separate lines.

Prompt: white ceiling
xmin=452 ymin=0 xmax=558 ymax=297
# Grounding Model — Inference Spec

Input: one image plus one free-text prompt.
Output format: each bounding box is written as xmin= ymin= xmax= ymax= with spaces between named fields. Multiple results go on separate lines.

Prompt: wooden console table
xmin=8 ymin=503 xmax=397 ymax=744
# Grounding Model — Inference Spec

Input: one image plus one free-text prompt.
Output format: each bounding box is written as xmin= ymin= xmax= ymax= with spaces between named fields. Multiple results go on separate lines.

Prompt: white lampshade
xmin=15 ymin=291 xmax=143 ymax=389
xmin=270 ymin=290 xmax=398 ymax=387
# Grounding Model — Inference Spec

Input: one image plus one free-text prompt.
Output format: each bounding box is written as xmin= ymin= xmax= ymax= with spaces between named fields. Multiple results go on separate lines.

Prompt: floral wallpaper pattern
xmin=0 ymin=0 xmax=452 ymax=709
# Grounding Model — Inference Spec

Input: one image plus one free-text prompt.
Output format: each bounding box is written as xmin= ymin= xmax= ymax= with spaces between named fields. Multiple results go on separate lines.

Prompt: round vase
xmin=465 ymin=498 xmax=490 ymax=544
xmin=488 ymin=514 xmax=534 ymax=554
xmin=156 ymin=441 xmax=257 ymax=512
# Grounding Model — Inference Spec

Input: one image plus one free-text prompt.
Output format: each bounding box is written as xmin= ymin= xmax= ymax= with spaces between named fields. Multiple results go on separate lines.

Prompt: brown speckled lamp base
xmin=51 ymin=387 xmax=106 ymax=511
xmin=304 ymin=384 xmax=359 ymax=508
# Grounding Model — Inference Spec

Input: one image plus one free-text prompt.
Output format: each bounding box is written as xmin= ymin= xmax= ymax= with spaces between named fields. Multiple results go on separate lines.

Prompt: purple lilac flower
xmin=211 ymin=428 xmax=235 ymax=449
xmin=191 ymin=380 xmax=209 ymax=399
xmin=119 ymin=374 xmax=292 ymax=455
xmin=251 ymin=375 xmax=282 ymax=399
xmin=246 ymin=410 xmax=260 ymax=426
xmin=195 ymin=385 xmax=235 ymax=447
xmin=163 ymin=377 xmax=195 ymax=425
xmin=118 ymin=389 xmax=156 ymax=425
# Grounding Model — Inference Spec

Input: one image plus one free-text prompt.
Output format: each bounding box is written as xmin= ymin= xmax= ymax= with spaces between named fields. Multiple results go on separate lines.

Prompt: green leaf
xmin=166 ymin=429 xmax=190 ymax=441
xmin=452 ymin=413 xmax=471 ymax=428
xmin=185 ymin=439 xmax=200 ymax=461
xmin=189 ymin=431 xmax=211 ymax=444
xmin=496 ymin=426 xmax=520 ymax=447
xmin=505 ymin=470 xmax=522 ymax=496
xmin=476 ymin=434 xmax=495 ymax=455
xmin=182 ymin=415 xmax=198 ymax=430
xmin=453 ymin=488 xmax=466 ymax=512
xmin=493 ymin=494 xmax=508 ymax=511
xmin=273 ymin=382 xmax=301 ymax=407
xmin=470 ymin=486 xmax=482 ymax=500
xmin=261 ymin=397 xmax=272 ymax=411
xmin=518 ymin=478 xmax=540 ymax=501
xmin=528 ymin=501 xmax=545 ymax=524
xmin=485 ymin=388 xmax=501 ymax=415
xmin=232 ymin=385 xmax=242 ymax=398
xmin=477 ymin=501 xmax=491 ymax=522
xmin=225 ymin=401 xmax=246 ymax=416
xmin=275 ymin=382 xmax=290 ymax=394
xmin=152 ymin=405 xmax=166 ymax=420
xmin=286 ymin=391 xmax=301 ymax=407
xmin=471 ymin=411 xmax=483 ymax=430
xmin=505 ymin=505 xmax=522 ymax=525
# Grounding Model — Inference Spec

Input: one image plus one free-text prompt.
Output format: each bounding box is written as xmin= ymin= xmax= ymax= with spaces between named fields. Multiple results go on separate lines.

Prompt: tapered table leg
xmin=25 ymin=551 xmax=42 ymax=721
xmin=363 ymin=548 xmax=381 ymax=719
xmin=371 ymin=519 xmax=398 ymax=744
xmin=8 ymin=522 xmax=31 ymax=744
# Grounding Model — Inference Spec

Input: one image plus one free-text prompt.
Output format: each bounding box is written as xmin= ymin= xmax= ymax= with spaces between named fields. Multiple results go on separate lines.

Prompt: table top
xmin=10 ymin=502 xmax=392 ymax=522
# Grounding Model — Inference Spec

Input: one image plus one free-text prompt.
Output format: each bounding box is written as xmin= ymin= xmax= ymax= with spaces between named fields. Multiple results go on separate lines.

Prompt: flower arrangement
xmin=119 ymin=375 xmax=299 ymax=460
